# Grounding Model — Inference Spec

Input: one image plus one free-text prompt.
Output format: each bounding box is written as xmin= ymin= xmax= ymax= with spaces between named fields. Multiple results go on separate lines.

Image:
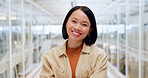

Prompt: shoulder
xmin=88 ymin=45 xmax=107 ymax=67
xmin=43 ymin=41 xmax=67 ymax=59
xmin=43 ymin=45 xmax=64 ymax=59
xmin=89 ymin=45 xmax=107 ymax=57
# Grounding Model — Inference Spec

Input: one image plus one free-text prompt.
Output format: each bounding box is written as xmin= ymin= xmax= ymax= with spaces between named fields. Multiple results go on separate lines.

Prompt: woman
xmin=40 ymin=6 xmax=107 ymax=78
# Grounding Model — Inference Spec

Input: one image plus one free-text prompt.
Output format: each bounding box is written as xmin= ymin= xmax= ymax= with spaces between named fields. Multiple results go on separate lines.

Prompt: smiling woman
xmin=40 ymin=6 xmax=107 ymax=78
xmin=66 ymin=9 xmax=91 ymax=44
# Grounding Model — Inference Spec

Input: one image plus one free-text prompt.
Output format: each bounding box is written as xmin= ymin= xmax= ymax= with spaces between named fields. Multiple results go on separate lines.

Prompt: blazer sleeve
xmin=90 ymin=51 xmax=107 ymax=78
xmin=40 ymin=55 xmax=55 ymax=78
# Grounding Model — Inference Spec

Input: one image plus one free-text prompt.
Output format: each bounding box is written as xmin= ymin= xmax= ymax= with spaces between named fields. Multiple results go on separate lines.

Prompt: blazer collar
xmin=58 ymin=41 xmax=91 ymax=57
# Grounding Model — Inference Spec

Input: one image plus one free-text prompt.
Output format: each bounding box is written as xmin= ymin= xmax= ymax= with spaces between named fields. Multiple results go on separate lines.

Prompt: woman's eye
xmin=82 ymin=24 xmax=87 ymax=26
xmin=72 ymin=20 xmax=76 ymax=23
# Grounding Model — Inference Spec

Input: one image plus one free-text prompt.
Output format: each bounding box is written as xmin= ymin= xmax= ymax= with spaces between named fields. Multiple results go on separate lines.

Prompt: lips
xmin=73 ymin=32 xmax=80 ymax=35
xmin=72 ymin=30 xmax=81 ymax=37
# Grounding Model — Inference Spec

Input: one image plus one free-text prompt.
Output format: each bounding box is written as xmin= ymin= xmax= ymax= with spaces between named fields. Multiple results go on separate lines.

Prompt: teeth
xmin=73 ymin=32 xmax=80 ymax=35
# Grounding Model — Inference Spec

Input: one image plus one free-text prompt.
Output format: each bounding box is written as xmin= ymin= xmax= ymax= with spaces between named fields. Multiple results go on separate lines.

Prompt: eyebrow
xmin=72 ymin=17 xmax=90 ymax=24
xmin=72 ymin=17 xmax=78 ymax=20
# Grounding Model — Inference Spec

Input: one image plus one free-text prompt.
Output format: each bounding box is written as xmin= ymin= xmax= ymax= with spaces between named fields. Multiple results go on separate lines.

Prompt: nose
xmin=74 ymin=24 xmax=81 ymax=31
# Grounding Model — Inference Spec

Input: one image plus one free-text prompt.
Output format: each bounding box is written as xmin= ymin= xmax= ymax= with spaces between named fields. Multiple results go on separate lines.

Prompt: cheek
xmin=66 ymin=23 xmax=72 ymax=34
xmin=66 ymin=21 xmax=72 ymax=28
xmin=83 ymin=28 xmax=90 ymax=34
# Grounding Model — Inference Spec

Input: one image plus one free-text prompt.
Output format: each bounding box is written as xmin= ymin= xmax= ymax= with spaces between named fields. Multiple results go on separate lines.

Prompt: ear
xmin=88 ymin=28 xmax=93 ymax=34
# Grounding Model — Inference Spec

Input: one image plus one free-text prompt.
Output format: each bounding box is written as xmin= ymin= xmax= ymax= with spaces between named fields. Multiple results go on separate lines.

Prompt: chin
xmin=69 ymin=37 xmax=82 ymax=42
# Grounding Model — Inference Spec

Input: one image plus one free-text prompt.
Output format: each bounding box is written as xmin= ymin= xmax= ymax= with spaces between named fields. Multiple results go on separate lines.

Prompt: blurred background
xmin=0 ymin=0 xmax=148 ymax=78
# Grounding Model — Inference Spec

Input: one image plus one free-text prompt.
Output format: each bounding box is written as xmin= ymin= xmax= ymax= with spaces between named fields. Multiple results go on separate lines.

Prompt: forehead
xmin=69 ymin=10 xmax=90 ymax=22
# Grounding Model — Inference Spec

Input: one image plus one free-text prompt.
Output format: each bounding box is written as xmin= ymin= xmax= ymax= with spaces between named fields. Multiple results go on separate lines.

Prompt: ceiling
xmin=1 ymin=0 xmax=143 ymax=24
xmin=0 ymin=0 xmax=127 ymax=24
xmin=32 ymin=0 xmax=118 ymax=24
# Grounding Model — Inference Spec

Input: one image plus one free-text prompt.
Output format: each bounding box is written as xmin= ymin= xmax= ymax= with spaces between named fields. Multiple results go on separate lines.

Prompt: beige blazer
xmin=40 ymin=41 xmax=107 ymax=78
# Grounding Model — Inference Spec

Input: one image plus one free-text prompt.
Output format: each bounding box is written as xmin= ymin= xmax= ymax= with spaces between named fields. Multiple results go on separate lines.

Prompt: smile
xmin=72 ymin=30 xmax=81 ymax=37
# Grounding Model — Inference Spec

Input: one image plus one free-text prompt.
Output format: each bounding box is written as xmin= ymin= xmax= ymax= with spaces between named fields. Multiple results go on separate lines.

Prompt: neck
xmin=67 ymin=39 xmax=83 ymax=49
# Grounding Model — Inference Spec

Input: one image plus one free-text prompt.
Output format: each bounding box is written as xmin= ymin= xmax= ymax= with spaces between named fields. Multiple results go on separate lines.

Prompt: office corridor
xmin=0 ymin=0 xmax=148 ymax=78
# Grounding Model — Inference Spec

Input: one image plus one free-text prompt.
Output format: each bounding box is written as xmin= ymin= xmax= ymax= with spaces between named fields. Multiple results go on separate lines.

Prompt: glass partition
xmin=109 ymin=24 xmax=117 ymax=67
xmin=128 ymin=0 xmax=139 ymax=78
xmin=142 ymin=0 xmax=148 ymax=78
xmin=0 ymin=0 xmax=9 ymax=78
xmin=23 ymin=1 xmax=33 ymax=77
xmin=118 ymin=0 xmax=126 ymax=75
xmin=50 ymin=25 xmax=63 ymax=48
xmin=11 ymin=0 xmax=22 ymax=77
xmin=0 ymin=0 xmax=58 ymax=77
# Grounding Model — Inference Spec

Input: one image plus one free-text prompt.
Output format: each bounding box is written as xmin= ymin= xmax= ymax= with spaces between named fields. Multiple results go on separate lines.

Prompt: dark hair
xmin=62 ymin=6 xmax=97 ymax=46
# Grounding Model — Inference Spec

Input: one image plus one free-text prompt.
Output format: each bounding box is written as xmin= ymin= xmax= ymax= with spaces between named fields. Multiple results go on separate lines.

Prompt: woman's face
xmin=66 ymin=9 xmax=91 ymax=42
